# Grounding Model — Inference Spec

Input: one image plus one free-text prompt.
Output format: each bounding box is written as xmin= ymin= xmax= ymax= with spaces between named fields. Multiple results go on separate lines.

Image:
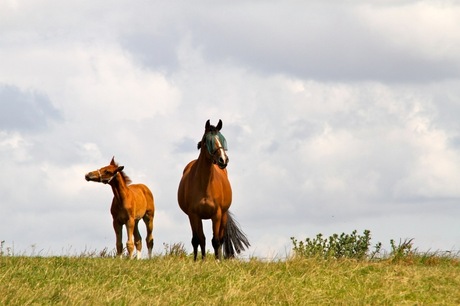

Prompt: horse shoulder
xmin=178 ymin=160 xmax=200 ymax=212
xmin=183 ymin=160 xmax=196 ymax=174
xmin=179 ymin=160 xmax=197 ymax=193
xmin=129 ymin=184 xmax=153 ymax=201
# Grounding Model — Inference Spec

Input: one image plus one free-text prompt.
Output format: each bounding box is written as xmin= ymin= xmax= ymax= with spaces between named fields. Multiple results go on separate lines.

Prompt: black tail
xmin=223 ymin=211 xmax=250 ymax=259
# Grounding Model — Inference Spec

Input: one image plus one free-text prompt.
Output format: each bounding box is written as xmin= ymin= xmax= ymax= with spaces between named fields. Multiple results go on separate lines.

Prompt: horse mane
xmin=120 ymin=171 xmax=132 ymax=185
xmin=112 ymin=160 xmax=132 ymax=185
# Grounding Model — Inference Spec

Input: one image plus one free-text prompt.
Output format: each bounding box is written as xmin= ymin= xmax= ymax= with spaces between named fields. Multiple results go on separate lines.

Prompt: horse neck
xmin=109 ymin=173 xmax=130 ymax=201
xmin=195 ymin=148 xmax=215 ymax=182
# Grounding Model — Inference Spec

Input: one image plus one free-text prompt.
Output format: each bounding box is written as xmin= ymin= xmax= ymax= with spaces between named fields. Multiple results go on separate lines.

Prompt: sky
xmin=1 ymin=0 xmax=460 ymax=258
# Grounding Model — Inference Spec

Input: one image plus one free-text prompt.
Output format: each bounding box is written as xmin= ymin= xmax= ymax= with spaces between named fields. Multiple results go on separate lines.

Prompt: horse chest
xmin=112 ymin=207 xmax=128 ymax=222
xmin=190 ymin=196 xmax=217 ymax=219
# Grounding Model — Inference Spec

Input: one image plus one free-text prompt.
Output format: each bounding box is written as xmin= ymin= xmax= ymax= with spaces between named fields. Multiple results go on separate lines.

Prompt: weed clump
xmin=163 ymin=242 xmax=189 ymax=258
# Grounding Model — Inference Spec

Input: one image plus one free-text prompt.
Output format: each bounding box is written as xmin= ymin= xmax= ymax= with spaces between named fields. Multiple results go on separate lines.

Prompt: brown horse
xmin=85 ymin=157 xmax=155 ymax=259
xmin=178 ymin=119 xmax=249 ymax=260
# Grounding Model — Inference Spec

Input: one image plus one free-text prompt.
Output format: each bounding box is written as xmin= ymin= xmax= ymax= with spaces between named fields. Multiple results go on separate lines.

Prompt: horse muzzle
xmin=215 ymin=156 xmax=229 ymax=169
xmin=85 ymin=172 xmax=99 ymax=182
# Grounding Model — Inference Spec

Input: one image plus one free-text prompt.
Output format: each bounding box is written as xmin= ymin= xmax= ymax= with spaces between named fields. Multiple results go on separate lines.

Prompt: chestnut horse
xmin=85 ymin=157 xmax=155 ymax=259
xmin=178 ymin=119 xmax=249 ymax=260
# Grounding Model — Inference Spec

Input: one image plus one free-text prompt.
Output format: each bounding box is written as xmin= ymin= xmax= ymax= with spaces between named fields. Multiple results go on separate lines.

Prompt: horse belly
xmin=130 ymin=184 xmax=152 ymax=219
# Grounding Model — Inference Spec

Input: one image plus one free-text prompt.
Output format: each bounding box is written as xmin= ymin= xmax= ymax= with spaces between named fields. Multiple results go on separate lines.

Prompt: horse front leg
xmin=189 ymin=214 xmax=205 ymax=261
xmin=113 ymin=220 xmax=123 ymax=258
xmin=125 ymin=218 xmax=136 ymax=259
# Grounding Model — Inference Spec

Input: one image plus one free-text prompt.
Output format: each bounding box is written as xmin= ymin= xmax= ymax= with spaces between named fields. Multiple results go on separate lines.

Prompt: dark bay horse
xmin=178 ymin=119 xmax=250 ymax=260
xmin=85 ymin=157 xmax=155 ymax=259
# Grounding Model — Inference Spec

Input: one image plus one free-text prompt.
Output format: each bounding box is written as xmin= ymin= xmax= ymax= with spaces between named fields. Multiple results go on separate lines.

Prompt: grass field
xmin=1 ymin=252 xmax=459 ymax=305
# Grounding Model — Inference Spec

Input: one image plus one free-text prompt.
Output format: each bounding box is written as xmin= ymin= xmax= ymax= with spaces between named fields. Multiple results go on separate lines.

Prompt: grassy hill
xmin=2 ymin=231 xmax=459 ymax=305
xmin=1 ymin=252 xmax=459 ymax=305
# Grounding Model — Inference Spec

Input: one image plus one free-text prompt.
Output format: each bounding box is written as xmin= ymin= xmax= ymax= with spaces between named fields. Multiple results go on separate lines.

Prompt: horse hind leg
xmin=144 ymin=214 xmax=154 ymax=259
xmin=134 ymin=220 xmax=143 ymax=260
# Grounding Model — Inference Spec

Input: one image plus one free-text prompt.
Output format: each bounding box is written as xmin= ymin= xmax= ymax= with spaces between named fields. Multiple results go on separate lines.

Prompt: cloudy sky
xmin=1 ymin=0 xmax=460 ymax=258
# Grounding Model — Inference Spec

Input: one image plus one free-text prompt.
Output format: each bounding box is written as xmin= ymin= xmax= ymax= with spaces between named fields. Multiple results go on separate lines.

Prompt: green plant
xmin=291 ymin=230 xmax=381 ymax=260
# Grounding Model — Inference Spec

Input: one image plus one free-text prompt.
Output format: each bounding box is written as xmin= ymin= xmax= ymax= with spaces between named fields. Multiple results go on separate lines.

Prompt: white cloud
xmin=1 ymin=42 xmax=180 ymax=121
xmin=394 ymin=113 xmax=460 ymax=199
xmin=358 ymin=2 xmax=460 ymax=61
xmin=1 ymin=1 xmax=460 ymax=257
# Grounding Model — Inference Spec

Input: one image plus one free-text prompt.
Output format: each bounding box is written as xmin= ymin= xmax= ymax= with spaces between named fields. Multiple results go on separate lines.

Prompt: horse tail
xmin=223 ymin=210 xmax=250 ymax=259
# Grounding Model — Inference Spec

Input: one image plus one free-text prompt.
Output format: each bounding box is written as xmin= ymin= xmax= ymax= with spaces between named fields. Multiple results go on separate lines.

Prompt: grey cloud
xmin=102 ymin=2 xmax=460 ymax=83
xmin=174 ymin=137 xmax=197 ymax=154
xmin=121 ymin=32 xmax=181 ymax=73
xmin=183 ymin=3 xmax=460 ymax=83
xmin=0 ymin=85 xmax=61 ymax=132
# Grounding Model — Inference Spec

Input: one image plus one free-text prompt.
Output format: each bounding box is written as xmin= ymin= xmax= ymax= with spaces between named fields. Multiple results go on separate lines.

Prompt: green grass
xmin=1 ymin=254 xmax=459 ymax=305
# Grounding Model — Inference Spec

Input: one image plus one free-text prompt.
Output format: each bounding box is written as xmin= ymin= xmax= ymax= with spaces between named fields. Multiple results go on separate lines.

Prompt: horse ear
xmin=216 ymin=119 xmax=223 ymax=131
xmin=110 ymin=156 xmax=116 ymax=165
xmin=205 ymin=119 xmax=210 ymax=130
xmin=117 ymin=166 xmax=124 ymax=172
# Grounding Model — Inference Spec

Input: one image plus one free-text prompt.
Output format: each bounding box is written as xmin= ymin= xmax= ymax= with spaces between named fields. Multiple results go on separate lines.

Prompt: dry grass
xmin=1 ymin=254 xmax=459 ymax=305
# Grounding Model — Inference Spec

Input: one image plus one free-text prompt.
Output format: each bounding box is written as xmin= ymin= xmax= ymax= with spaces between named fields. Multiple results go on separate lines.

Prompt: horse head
xmin=198 ymin=119 xmax=229 ymax=169
xmin=85 ymin=157 xmax=125 ymax=184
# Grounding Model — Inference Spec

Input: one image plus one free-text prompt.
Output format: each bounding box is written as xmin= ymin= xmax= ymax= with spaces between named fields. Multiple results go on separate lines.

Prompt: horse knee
xmin=126 ymin=241 xmax=134 ymax=254
xmin=135 ymin=240 xmax=142 ymax=252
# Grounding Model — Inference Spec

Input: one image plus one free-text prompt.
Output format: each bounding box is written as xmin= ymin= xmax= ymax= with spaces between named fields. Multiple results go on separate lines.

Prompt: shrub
xmin=291 ymin=230 xmax=382 ymax=260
